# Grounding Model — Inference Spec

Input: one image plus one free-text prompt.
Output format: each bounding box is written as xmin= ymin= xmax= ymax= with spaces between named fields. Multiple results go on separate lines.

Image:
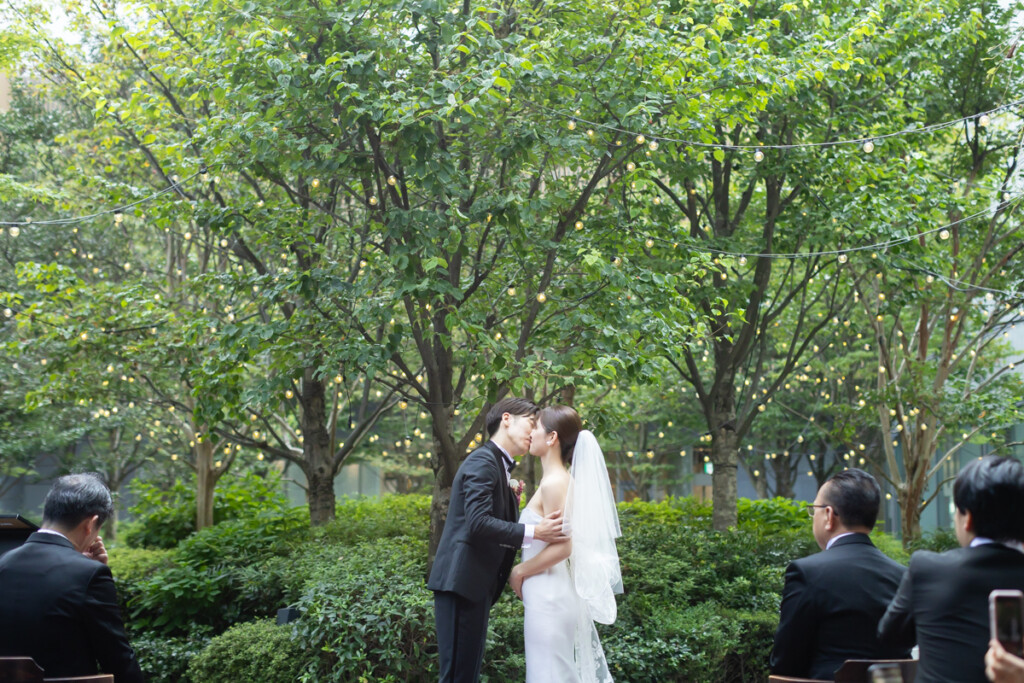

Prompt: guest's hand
xmin=534 ymin=509 xmax=569 ymax=544
xmin=83 ymin=536 xmax=109 ymax=565
xmin=509 ymin=565 xmax=525 ymax=600
xmin=987 ymin=639 xmax=1024 ymax=682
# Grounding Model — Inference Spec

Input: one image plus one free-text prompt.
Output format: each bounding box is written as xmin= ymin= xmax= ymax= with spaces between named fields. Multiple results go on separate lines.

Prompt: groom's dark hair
xmin=485 ymin=397 xmax=538 ymax=437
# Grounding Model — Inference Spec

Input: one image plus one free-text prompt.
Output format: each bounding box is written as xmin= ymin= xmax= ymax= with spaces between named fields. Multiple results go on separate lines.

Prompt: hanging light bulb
xmin=862 ymin=140 xmax=875 ymax=153
xmin=626 ymin=162 xmax=636 ymax=172
xmin=838 ymin=253 xmax=848 ymax=264
xmin=648 ymin=139 xmax=659 ymax=151
xmin=753 ymin=149 xmax=764 ymax=163
xmin=635 ymin=134 xmax=645 ymax=145
xmin=738 ymin=256 xmax=747 ymax=266
xmin=387 ymin=175 xmax=397 ymax=186
xmin=567 ymin=120 xmax=577 ymax=131
xmin=536 ymin=292 xmax=547 ymax=303
xmin=939 ymin=229 xmax=950 ymax=240
xmin=979 ymin=114 xmax=990 ymax=127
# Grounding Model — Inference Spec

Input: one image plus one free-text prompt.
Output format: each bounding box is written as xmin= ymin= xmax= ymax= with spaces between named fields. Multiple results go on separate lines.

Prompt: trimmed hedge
xmin=112 ymin=494 xmax=906 ymax=682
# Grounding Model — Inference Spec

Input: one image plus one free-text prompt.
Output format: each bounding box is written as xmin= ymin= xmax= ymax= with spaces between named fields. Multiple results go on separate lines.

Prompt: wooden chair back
xmin=834 ymin=658 xmax=918 ymax=683
xmin=0 ymin=657 xmax=44 ymax=683
xmin=0 ymin=657 xmax=115 ymax=683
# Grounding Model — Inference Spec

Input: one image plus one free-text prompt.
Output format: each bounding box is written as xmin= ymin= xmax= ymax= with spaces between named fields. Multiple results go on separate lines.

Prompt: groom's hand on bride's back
xmin=534 ymin=509 xmax=570 ymax=543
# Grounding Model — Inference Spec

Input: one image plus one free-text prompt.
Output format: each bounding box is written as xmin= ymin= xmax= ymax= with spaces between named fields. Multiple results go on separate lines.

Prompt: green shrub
xmin=128 ymin=508 xmax=308 ymax=634
xmin=291 ymin=536 xmax=434 ymax=682
xmin=132 ymin=632 xmax=211 ymax=683
xmin=187 ymin=619 xmax=307 ymax=683
xmin=908 ymin=526 xmax=959 ymax=554
xmin=122 ymin=471 xmax=290 ymax=549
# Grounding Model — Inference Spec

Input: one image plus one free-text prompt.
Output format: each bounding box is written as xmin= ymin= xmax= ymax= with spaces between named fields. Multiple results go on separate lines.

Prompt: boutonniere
xmin=509 ymin=478 xmax=524 ymax=498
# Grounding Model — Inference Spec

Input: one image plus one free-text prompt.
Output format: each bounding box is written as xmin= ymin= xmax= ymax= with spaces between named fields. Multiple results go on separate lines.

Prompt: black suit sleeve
xmin=877 ymin=560 xmax=916 ymax=648
xmin=83 ymin=564 xmax=145 ymax=683
xmin=462 ymin=454 xmax=524 ymax=547
xmin=770 ymin=561 xmax=816 ymax=676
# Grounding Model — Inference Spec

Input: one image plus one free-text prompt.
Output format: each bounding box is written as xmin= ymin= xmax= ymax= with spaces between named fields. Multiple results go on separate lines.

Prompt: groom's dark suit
xmin=771 ymin=533 xmax=909 ymax=680
xmin=428 ymin=441 xmax=525 ymax=682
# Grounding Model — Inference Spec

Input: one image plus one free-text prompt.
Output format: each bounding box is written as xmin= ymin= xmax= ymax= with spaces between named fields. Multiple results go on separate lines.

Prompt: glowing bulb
xmin=635 ymin=135 xmax=645 ymax=145
xmin=574 ymin=220 xmax=584 ymax=230
xmin=508 ymin=287 xmax=516 ymax=296
xmin=311 ymin=178 xmax=320 ymax=188
xmin=369 ymin=196 xmax=378 ymax=206
xmin=387 ymin=175 xmax=397 ymax=186
xmin=567 ymin=120 xmax=577 ymax=131
xmin=939 ymin=229 xmax=950 ymax=240
xmin=536 ymin=292 xmax=547 ymax=303
xmin=648 ymin=140 xmax=659 ymax=151
xmin=645 ymin=238 xmax=654 ymax=248
xmin=626 ymin=162 xmax=636 ymax=172
xmin=753 ymin=149 xmax=764 ymax=162
xmin=9 ymin=227 xmax=20 ymax=237
xmin=979 ymin=114 xmax=990 ymax=127
xmin=838 ymin=254 xmax=848 ymax=264
xmin=862 ymin=140 xmax=874 ymax=153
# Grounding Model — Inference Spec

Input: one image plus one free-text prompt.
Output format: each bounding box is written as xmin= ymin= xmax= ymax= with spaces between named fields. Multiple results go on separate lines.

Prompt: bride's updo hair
xmin=538 ymin=405 xmax=584 ymax=466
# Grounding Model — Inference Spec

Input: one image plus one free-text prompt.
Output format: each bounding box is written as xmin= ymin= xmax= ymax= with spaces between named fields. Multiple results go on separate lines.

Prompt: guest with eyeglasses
xmin=770 ymin=468 xmax=910 ymax=680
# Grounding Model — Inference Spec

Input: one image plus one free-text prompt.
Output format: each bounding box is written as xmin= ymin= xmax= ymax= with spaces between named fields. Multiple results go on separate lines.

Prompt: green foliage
xmin=115 ymin=495 xmax=906 ymax=681
xmin=291 ymin=537 xmax=433 ymax=682
xmin=907 ymin=527 xmax=959 ymax=554
xmin=187 ymin=619 xmax=307 ymax=683
xmin=131 ymin=632 xmax=211 ymax=683
xmin=121 ymin=471 xmax=289 ymax=549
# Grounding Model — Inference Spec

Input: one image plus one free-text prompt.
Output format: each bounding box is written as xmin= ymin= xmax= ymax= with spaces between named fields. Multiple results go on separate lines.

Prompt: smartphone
xmin=990 ymin=589 xmax=1024 ymax=657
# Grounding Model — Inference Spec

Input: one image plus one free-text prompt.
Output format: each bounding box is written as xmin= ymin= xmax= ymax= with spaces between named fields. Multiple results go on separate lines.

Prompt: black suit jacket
xmin=427 ymin=441 xmax=524 ymax=605
xmin=0 ymin=532 xmax=144 ymax=682
xmin=771 ymin=533 xmax=910 ymax=679
xmin=878 ymin=543 xmax=1024 ymax=683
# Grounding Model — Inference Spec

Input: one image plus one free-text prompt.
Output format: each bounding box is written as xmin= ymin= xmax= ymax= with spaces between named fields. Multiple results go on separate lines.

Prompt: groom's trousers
xmin=434 ymin=590 xmax=490 ymax=682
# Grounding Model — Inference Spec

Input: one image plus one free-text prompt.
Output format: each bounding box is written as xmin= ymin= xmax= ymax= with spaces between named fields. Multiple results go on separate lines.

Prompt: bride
xmin=508 ymin=405 xmax=622 ymax=683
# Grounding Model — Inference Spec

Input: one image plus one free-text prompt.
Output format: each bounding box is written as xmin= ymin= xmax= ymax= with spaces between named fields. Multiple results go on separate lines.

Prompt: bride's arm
xmin=509 ymin=477 xmax=571 ymax=598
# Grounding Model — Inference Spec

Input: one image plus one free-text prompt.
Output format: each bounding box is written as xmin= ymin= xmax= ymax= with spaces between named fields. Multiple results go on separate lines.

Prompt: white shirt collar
xmin=826 ymin=531 xmax=857 ymax=550
xmin=36 ymin=528 xmax=70 ymax=542
xmin=971 ymin=536 xmax=1024 ymax=553
xmin=491 ymin=441 xmax=515 ymax=471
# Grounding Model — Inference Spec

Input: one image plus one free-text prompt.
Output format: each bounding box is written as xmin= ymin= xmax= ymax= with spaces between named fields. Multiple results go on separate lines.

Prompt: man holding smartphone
xmin=879 ymin=456 xmax=1024 ymax=683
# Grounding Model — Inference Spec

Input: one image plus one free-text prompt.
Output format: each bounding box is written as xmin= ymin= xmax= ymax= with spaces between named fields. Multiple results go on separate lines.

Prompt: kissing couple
xmin=428 ymin=397 xmax=622 ymax=682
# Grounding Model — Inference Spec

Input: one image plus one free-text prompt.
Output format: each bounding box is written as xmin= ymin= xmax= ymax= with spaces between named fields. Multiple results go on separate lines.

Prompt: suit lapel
xmin=483 ymin=442 xmax=515 ymax=522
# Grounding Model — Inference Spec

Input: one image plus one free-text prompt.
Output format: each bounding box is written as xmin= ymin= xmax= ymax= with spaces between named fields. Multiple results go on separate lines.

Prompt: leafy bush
xmin=291 ymin=536 xmax=434 ymax=682
xmin=908 ymin=526 xmax=959 ymax=553
xmin=132 ymin=632 xmax=211 ymax=683
xmin=187 ymin=619 xmax=307 ymax=683
xmin=124 ymin=494 xmax=909 ymax=682
xmin=122 ymin=471 xmax=290 ymax=549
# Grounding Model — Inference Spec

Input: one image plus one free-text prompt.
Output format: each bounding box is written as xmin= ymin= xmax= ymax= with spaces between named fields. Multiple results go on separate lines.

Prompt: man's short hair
xmin=823 ymin=468 xmax=881 ymax=530
xmin=42 ymin=473 xmax=114 ymax=529
xmin=485 ymin=397 xmax=538 ymax=437
xmin=954 ymin=456 xmax=1024 ymax=543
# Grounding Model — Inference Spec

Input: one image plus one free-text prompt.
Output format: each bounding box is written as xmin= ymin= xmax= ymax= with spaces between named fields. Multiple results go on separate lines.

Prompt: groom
xmin=428 ymin=397 xmax=568 ymax=682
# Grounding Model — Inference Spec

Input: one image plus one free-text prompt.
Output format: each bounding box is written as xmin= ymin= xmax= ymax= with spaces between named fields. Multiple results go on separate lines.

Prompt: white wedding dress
xmin=524 ymin=505 xmax=610 ymax=679
xmin=520 ymin=506 xmax=580 ymax=683
xmin=520 ymin=431 xmax=620 ymax=683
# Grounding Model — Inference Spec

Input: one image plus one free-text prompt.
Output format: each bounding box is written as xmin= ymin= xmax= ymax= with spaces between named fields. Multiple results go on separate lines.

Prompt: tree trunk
xmin=428 ymin=404 xmax=459 ymax=566
xmin=195 ymin=438 xmax=216 ymax=530
xmin=711 ymin=424 xmax=739 ymax=530
xmin=302 ymin=370 xmax=337 ymax=526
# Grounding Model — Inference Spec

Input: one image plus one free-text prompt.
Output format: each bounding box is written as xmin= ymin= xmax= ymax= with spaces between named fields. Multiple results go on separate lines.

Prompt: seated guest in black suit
xmin=771 ymin=468 xmax=909 ymax=679
xmin=879 ymin=455 xmax=1024 ymax=683
xmin=0 ymin=473 xmax=144 ymax=682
